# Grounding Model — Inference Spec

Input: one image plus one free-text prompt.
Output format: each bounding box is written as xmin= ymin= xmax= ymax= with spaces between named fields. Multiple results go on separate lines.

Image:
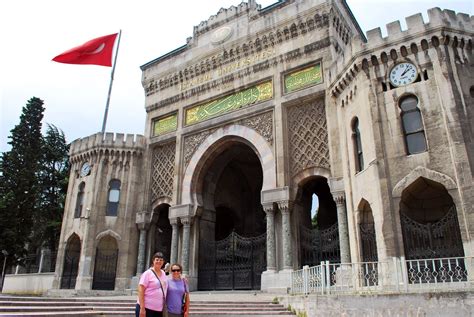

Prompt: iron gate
xmin=60 ymin=251 xmax=80 ymax=289
xmin=360 ymin=223 xmax=378 ymax=262
xmin=198 ymin=231 xmax=266 ymax=290
xmin=300 ymin=222 xmax=340 ymax=266
xmin=92 ymin=248 xmax=118 ymax=290
xmin=401 ymin=206 xmax=464 ymax=260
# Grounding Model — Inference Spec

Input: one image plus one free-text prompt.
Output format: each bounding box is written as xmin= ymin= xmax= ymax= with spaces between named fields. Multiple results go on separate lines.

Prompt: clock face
xmin=389 ymin=62 xmax=418 ymax=87
xmin=80 ymin=162 xmax=91 ymax=177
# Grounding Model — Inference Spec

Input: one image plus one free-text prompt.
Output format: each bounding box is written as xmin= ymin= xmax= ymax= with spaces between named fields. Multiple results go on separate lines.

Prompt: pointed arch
xmin=392 ymin=166 xmax=456 ymax=198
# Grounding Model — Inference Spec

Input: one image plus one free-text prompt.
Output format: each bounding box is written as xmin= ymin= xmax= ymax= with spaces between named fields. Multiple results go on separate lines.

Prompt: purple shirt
xmin=166 ymin=277 xmax=187 ymax=314
xmin=137 ymin=269 xmax=167 ymax=312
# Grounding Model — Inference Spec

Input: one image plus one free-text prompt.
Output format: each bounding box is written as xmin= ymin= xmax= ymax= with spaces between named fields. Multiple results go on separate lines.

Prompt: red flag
xmin=52 ymin=33 xmax=118 ymax=67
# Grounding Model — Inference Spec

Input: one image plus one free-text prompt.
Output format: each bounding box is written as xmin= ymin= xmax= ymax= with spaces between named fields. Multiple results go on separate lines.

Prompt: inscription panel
xmin=185 ymin=81 xmax=273 ymax=126
xmin=153 ymin=114 xmax=178 ymax=136
xmin=284 ymin=63 xmax=322 ymax=94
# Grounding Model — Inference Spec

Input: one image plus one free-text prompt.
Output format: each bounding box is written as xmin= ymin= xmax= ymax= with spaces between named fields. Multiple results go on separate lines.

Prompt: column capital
xmin=277 ymin=200 xmax=293 ymax=213
xmin=262 ymin=203 xmax=274 ymax=214
xmin=332 ymin=192 xmax=346 ymax=205
xmin=135 ymin=211 xmax=152 ymax=230
xmin=169 ymin=218 xmax=179 ymax=226
xmin=180 ymin=216 xmax=193 ymax=226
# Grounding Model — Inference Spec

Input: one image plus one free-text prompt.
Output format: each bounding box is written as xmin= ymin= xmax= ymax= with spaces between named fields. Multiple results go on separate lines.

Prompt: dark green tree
xmin=33 ymin=124 xmax=70 ymax=252
xmin=0 ymin=97 xmax=45 ymax=264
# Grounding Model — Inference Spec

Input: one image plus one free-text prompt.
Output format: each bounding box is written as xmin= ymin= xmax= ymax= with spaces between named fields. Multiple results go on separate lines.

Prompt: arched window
xmin=352 ymin=118 xmax=364 ymax=172
xmin=74 ymin=182 xmax=85 ymax=218
xmin=106 ymin=179 xmax=121 ymax=216
xmin=399 ymin=95 xmax=427 ymax=154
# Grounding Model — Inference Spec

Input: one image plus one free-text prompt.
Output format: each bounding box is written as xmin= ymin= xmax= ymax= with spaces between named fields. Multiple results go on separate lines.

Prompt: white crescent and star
xmin=85 ymin=43 xmax=105 ymax=55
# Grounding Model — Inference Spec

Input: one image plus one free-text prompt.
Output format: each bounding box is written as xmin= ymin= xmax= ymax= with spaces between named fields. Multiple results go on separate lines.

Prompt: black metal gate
xmin=60 ymin=243 xmax=80 ymax=289
xmin=198 ymin=231 xmax=266 ymax=290
xmin=401 ymin=206 xmax=464 ymax=260
xmin=300 ymin=222 xmax=340 ymax=266
xmin=360 ymin=223 xmax=378 ymax=262
xmin=92 ymin=248 xmax=118 ymax=290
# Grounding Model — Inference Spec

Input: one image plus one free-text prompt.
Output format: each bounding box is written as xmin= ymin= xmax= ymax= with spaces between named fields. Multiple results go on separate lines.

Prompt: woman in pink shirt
xmin=136 ymin=252 xmax=168 ymax=317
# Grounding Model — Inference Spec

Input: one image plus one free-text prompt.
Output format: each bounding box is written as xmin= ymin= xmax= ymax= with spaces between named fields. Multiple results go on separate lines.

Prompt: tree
xmin=33 ymin=124 xmax=70 ymax=252
xmin=0 ymin=97 xmax=45 ymax=264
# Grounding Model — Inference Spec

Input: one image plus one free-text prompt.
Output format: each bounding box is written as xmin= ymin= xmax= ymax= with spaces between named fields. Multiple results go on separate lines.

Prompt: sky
xmin=0 ymin=0 xmax=472 ymax=153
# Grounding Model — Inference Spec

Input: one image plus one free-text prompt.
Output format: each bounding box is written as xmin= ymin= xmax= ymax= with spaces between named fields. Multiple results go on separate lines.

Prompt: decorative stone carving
xmin=183 ymin=111 xmax=273 ymax=168
xmin=287 ymin=99 xmax=330 ymax=176
xmin=240 ymin=111 xmax=273 ymax=145
xmin=183 ymin=128 xmax=217 ymax=168
xmin=151 ymin=142 xmax=176 ymax=202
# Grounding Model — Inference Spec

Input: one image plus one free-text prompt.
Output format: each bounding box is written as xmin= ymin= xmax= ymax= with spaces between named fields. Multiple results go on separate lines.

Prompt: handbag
xmin=151 ymin=269 xmax=168 ymax=317
xmin=181 ymin=279 xmax=188 ymax=314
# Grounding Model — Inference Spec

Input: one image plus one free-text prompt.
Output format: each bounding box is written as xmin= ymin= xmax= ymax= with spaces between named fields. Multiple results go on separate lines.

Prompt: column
xmin=170 ymin=218 xmax=179 ymax=265
xmin=181 ymin=216 xmax=192 ymax=276
xmin=334 ymin=193 xmax=351 ymax=263
xmin=263 ymin=203 xmax=276 ymax=272
xmin=135 ymin=211 xmax=151 ymax=275
xmin=278 ymin=201 xmax=293 ymax=270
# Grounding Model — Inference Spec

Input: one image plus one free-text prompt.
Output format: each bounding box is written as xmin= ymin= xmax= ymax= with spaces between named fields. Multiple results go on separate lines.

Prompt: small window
xmin=74 ymin=182 xmax=85 ymax=218
xmin=352 ymin=117 xmax=364 ymax=172
xmin=399 ymin=95 xmax=427 ymax=154
xmin=106 ymin=179 xmax=121 ymax=216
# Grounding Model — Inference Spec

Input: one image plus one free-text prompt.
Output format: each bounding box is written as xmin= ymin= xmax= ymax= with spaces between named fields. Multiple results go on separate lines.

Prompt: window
xmin=352 ymin=117 xmax=364 ymax=172
xmin=74 ymin=182 xmax=85 ymax=218
xmin=399 ymin=95 xmax=427 ymax=154
xmin=106 ymin=179 xmax=121 ymax=216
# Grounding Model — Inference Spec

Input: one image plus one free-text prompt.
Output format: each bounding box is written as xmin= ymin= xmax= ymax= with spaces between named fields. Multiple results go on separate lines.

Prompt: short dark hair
xmin=151 ymin=252 xmax=165 ymax=263
xmin=170 ymin=263 xmax=183 ymax=272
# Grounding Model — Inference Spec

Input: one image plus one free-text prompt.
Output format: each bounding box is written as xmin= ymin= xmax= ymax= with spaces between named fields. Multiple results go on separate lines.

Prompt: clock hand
xmin=401 ymin=67 xmax=410 ymax=76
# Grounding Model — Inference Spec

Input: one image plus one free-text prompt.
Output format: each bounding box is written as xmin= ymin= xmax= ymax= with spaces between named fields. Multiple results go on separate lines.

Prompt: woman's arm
xmin=183 ymin=288 xmax=190 ymax=317
xmin=138 ymin=284 xmax=146 ymax=316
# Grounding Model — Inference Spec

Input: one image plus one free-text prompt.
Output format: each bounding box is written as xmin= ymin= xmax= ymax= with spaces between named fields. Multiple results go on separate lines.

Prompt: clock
xmin=389 ymin=62 xmax=418 ymax=87
xmin=80 ymin=162 xmax=91 ymax=177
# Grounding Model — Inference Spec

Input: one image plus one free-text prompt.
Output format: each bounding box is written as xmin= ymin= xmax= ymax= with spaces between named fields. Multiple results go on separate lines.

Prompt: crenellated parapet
xmin=329 ymin=7 xmax=473 ymax=99
xmin=193 ymin=0 xmax=260 ymax=38
xmin=69 ymin=132 xmax=146 ymax=165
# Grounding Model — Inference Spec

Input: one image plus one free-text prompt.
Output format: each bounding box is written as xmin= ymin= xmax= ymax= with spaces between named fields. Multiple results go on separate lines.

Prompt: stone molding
xmin=183 ymin=111 xmax=273 ymax=168
xmin=332 ymin=192 xmax=346 ymax=206
xmin=135 ymin=211 xmax=152 ymax=230
xmin=95 ymin=229 xmax=122 ymax=242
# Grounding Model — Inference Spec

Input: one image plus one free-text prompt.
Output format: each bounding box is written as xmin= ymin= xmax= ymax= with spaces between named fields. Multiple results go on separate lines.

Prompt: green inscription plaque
xmin=284 ymin=63 xmax=322 ymax=93
xmin=185 ymin=81 xmax=273 ymax=125
xmin=153 ymin=114 xmax=177 ymax=136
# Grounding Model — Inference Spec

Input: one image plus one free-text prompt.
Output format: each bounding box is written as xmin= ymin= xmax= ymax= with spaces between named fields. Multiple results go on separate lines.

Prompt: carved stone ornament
xmin=151 ymin=142 xmax=176 ymax=202
xmin=288 ymin=99 xmax=330 ymax=176
xmin=211 ymin=26 xmax=233 ymax=45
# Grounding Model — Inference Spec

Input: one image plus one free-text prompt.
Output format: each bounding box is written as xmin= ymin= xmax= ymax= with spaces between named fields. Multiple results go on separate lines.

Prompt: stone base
xmin=261 ymin=269 xmax=292 ymax=293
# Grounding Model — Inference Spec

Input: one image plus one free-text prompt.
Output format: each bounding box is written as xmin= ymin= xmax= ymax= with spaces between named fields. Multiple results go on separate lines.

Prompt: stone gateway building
xmin=52 ymin=0 xmax=473 ymax=293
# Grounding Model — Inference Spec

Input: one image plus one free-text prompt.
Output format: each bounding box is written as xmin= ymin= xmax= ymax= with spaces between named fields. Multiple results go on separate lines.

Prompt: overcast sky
xmin=0 ymin=0 xmax=472 ymax=152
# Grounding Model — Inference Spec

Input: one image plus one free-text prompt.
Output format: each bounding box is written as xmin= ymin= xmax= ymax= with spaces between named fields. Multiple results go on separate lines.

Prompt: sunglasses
xmin=171 ymin=269 xmax=181 ymax=272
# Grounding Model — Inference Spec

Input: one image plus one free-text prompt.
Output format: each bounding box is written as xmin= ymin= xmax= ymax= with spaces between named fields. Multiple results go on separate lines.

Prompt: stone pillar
xmin=181 ymin=216 xmax=192 ymax=276
xmin=334 ymin=193 xmax=351 ymax=263
xmin=278 ymin=200 xmax=293 ymax=270
xmin=170 ymin=218 xmax=179 ymax=265
xmin=263 ymin=203 xmax=276 ymax=271
xmin=135 ymin=211 xmax=151 ymax=275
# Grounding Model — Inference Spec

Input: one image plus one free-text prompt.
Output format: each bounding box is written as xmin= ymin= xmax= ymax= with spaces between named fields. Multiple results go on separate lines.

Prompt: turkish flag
xmin=52 ymin=33 xmax=118 ymax=67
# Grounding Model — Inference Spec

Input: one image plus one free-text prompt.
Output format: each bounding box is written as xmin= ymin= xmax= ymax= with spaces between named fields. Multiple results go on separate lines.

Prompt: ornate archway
xmin=92 ymin=235 xmax=118 ymax=290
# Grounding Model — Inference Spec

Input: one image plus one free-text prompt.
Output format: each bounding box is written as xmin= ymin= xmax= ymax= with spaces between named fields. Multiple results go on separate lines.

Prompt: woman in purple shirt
xmin=166 ymin=263 xmax=190 ymax=317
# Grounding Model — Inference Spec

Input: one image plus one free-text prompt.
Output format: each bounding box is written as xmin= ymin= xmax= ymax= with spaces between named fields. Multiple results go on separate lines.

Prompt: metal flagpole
xmin=101 ymin=29 xmax=122 ymax=135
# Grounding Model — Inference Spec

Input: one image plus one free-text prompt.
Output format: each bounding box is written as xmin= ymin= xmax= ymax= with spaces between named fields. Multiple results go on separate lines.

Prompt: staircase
xmin=0 ymin=294 xmax=295 ymax=316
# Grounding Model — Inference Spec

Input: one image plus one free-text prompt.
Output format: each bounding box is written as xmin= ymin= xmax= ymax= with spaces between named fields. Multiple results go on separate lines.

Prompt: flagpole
xmin=101 ymin=30 xmax=122 ymax=135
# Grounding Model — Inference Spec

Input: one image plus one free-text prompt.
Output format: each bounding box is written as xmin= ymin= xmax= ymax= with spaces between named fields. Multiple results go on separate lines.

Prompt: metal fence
xmin=291 ymin=256 xmax=473 ymax=295
xmin=8 ymin=251 xmax=57 ymax=275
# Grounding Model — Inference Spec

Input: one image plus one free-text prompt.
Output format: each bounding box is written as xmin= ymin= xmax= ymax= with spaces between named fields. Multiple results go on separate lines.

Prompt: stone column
xmin=181 ymin=216 xmax=192 ymax=276
xmin=278 ymin=201 xmax=293 ymax=270
xmin=263 ymin=203 xmax=276 ymax=272
xmin=170 ymin=218 xmax=179 ymax=265
xmin=334 ymin=193 xmax=351 ymax=263
xmin=135 ymin=211 xmax=151 ymax=275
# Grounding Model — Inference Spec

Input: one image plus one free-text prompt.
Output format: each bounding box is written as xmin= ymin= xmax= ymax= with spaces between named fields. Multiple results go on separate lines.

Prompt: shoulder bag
xmin=151 ymin=269 xmax=168 ymax=317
